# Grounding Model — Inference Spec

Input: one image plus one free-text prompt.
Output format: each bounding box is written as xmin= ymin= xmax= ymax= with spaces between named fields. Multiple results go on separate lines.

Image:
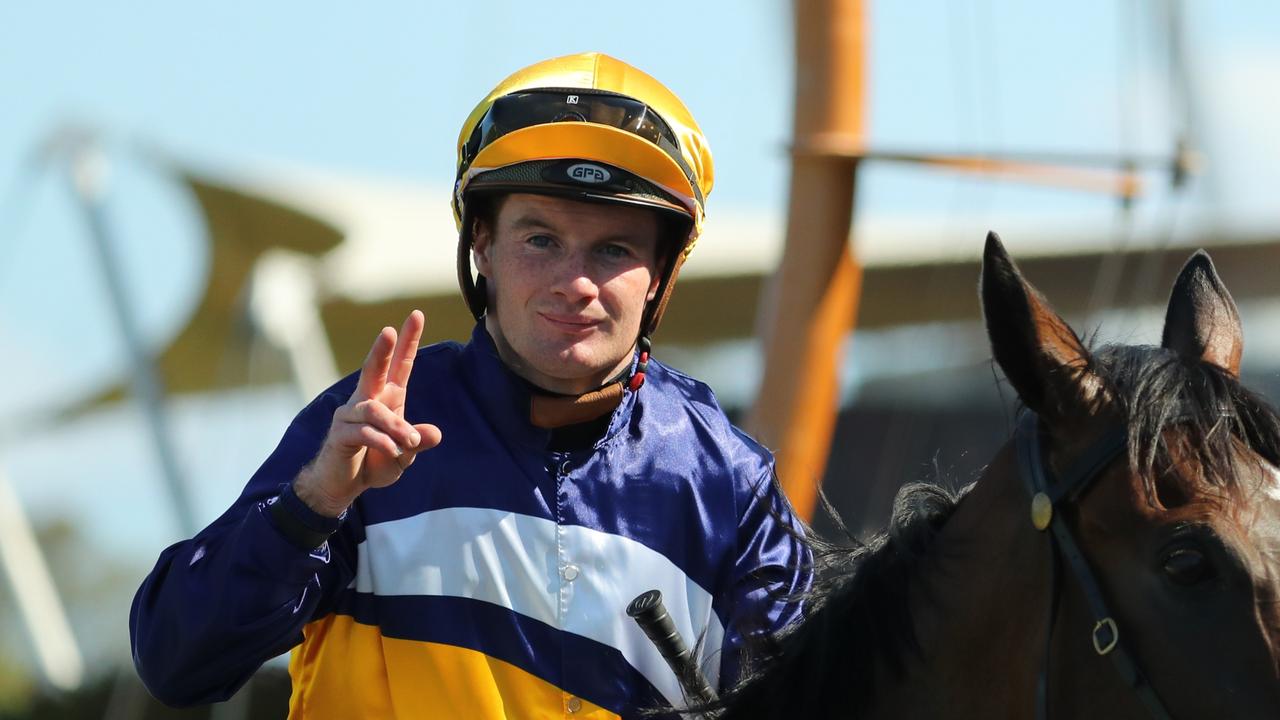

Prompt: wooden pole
xmin=746 ymin=0 xmax=865 ymax=521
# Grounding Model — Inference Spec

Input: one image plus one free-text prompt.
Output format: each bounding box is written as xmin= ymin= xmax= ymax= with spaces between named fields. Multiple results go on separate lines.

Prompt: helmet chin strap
xmin=528 ymin=380 xmax=625 ymax=429
xmin=474 ymin=294 xmax=654 ymax=429
xmin=526 ymin=335 xmax=651 ymax=429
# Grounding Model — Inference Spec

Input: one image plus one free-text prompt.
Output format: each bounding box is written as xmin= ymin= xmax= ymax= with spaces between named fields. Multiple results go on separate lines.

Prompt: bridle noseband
xmin=1014 ymin=411 xmax=1174 ymax=720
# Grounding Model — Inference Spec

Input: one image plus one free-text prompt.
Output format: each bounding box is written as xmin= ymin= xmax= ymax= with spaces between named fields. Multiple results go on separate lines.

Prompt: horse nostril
xmin=1163 ymin=547 xmax=1214 ymax=586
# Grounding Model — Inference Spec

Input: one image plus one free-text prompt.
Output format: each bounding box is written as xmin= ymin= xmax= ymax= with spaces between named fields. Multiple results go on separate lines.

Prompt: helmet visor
xmin=458 ymin=89 xmax=702 ymax=206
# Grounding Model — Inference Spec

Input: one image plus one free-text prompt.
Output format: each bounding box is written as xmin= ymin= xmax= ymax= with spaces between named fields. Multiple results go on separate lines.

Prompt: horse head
xmin=714 ymin=234 xmax=1280 ymax=720
xmin=980 ymin=231 xmax=1280 ymax=718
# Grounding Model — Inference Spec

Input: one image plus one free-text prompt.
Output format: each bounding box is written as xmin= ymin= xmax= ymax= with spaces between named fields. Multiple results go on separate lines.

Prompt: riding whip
xmin=627 ymin=589 xmax=719 ymax=707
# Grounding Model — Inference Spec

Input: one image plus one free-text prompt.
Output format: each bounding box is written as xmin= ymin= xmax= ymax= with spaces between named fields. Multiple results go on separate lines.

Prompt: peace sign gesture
xmin=293 ymin=310 xmax=443 ymax=517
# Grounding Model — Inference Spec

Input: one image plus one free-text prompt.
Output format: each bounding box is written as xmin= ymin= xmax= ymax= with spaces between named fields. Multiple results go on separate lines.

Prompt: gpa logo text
xmin=567 ymin=163 xmax=611 ymax=183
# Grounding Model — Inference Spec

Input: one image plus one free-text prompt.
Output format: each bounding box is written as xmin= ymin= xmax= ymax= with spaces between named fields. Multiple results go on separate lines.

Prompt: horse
xmin=714 ymin=233 xmax=1280 ymax=719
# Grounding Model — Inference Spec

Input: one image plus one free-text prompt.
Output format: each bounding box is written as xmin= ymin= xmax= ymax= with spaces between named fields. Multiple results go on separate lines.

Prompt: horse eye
xmin=1162 ymin=547 xmax=1214 ymax=586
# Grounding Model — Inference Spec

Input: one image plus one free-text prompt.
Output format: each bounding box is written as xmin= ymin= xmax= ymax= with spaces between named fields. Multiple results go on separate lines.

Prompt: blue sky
xmin=1 ymin=0 xmax=1279 ymax=681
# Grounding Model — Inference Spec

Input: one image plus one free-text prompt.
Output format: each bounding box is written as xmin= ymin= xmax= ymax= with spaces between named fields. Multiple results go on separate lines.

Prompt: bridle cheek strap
xmin=1014 ymin=411 xmax=1174 ymax=720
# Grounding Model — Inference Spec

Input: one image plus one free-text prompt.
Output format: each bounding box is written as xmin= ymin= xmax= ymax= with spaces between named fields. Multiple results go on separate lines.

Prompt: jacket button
xmin=567 ymin=696 xmax=582 ymax=713
xmin=558 ymin=459 xmax=572 ymax=474
xmin=562 ymin=564 xmax=580 ymax=581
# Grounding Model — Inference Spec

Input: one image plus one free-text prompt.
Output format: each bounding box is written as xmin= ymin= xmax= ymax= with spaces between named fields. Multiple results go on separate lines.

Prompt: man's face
xmin=473 ymin=193 xmax=666 ymax=395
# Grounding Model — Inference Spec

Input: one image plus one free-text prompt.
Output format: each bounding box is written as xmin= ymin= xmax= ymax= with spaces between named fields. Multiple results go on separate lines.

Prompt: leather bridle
xmin=1014 ymin=411 xmax=1175 ymax=720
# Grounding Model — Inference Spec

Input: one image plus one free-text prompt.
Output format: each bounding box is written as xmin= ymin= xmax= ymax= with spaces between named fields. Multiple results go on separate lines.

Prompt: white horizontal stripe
xmin=353 ymin=507 xmax=724 ymax=705
xmin=354 ymin=508 xmax=560 ymax=624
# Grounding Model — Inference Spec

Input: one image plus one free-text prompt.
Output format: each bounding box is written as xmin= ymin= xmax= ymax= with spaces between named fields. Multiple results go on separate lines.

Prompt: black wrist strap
xmin=267 ymin=483 xmax=344 ymax=551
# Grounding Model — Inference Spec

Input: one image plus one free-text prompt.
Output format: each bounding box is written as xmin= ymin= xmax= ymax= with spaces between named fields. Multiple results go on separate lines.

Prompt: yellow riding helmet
xmin=453 ymin=52 xmax=715 ymax=336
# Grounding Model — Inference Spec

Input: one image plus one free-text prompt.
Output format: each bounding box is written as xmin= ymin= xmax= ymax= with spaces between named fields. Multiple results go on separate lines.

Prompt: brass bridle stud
xmin=1031 ymin=492 xmax=1053 ymax=531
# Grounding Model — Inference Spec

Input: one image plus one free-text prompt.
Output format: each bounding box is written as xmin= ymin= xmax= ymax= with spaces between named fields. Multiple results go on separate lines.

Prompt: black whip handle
xmin=627 ymin=589 xmax=719 ymax=706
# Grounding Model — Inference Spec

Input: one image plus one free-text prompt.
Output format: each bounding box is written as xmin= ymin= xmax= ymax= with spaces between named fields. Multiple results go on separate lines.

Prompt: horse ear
xmin=1161 ymin=250 xmax=1243 ymax=377
xmin=981 ymin=232 xmax=1102 ymax=418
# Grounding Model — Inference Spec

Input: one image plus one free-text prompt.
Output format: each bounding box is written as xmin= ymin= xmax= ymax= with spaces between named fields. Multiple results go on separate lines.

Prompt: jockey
xmin=130 ymin=52 xmax=811 ymax=718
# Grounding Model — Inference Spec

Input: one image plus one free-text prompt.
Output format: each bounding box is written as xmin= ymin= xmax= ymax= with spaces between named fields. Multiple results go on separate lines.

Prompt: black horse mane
xmin=708 ymin=343 xmax=1280 ymax=720
xmin=706 ymin=481 xmax=967 ymax=719
xmin=1090 ymin=344 xmax=1280 ymax=504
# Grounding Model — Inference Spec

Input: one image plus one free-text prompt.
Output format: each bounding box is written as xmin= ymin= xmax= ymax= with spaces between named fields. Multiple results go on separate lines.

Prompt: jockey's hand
xmin=293 ymin=310 xmax=443 ymax=517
